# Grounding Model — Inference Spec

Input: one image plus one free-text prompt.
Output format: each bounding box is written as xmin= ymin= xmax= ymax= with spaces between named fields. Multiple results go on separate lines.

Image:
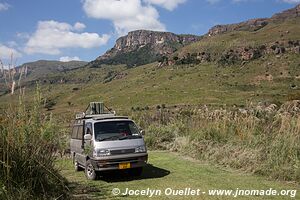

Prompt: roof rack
xmin=85 ymin=102 xmax=112 ymax=115
xmin=75 ymin=102 xmax=117 ymax=120
xmin=94 ymin=116 xmax=129 ymax=120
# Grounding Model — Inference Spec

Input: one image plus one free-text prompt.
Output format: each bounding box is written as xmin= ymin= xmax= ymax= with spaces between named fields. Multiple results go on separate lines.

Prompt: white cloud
xmin=282 ymin=0 xmax=300 ymax=3
xmin=83 ymin=0 xmax=166 ymax=36
xmin=24 ymin=20 xmax=110 ymax=55
xmin=0 ymin=44 xmax=22 ymax=59
xmin=59 ymin=56 xmax=81 ymax=62
xmin=144 ymin=0 xmax=186 ymax=11
xmin=74 ymin=22 xmax=86 ymax=31
xmin=0 ymin=3 xmax=9 ymax=11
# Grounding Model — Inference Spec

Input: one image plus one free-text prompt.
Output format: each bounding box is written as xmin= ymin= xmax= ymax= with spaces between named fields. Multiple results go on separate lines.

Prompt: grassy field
xmin=57 ymin=151 xmax=299 ymax=200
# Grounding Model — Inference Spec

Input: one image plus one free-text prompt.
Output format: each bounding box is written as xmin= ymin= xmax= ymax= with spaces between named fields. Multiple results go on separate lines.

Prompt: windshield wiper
xmin=119 ymin=135 xmax=142 ymax=140
xmin=98 ymin=135 xmax=120 ymax=141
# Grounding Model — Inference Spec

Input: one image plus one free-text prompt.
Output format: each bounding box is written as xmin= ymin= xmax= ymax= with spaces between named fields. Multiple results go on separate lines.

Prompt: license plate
xmin=119 ymin=162 xmax=130 ymax=169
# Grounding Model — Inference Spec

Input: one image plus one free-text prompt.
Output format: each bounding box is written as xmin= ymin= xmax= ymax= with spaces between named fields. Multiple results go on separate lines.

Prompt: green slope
xmin=1 ymin=52 xmax=299 ymax=116
xmin=177 ymin=18 xmax=300 ymax=59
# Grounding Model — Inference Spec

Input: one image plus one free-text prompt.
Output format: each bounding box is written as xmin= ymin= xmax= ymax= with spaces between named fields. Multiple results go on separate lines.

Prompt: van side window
xmin=85 ymin=123 xmax=92 ymax=135
xmin=71 ymin=125 xmax=83 ymax=140
xmin=71 ymin=126 xmax=79 ymax=139
xmin=77 ymin=125 xmax=83 ymax=140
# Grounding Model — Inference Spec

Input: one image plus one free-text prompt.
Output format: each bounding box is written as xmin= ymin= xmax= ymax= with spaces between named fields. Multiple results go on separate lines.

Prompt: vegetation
xmin=0 ymin=7 xmax=299 ymax=199
xmin=132 ymin=101 xmax=300 ymax=183
xmin=90 ymin=44 xmax=158 ymax=68
xmin=0 ymin=86 xmax=69 ymax=199
xmin=58 ymin=151 xmax=298 ymax=199
xmin=178 ymin=18 xmax=300 ymax=58
xmin=2 ymin=52 xmax=298 ymax=117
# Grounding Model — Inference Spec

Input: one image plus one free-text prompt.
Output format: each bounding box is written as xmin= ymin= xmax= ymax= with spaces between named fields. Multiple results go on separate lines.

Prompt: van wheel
xmin=85 ymin=160 xmax=97 ymax=180
xmin=129 ymin=167 xmax=143 ymax=176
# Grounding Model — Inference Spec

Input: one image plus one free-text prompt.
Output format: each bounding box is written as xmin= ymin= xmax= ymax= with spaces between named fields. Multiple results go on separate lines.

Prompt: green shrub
xmin=145 ymin=124 xmax=179 ymax=150
xmin=0 ymin=86 xmax=69 ymax=199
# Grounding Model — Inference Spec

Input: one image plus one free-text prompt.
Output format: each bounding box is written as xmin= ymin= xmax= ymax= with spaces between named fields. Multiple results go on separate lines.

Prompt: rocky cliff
xmin=92 ymin=30 xmax=200 ymax=67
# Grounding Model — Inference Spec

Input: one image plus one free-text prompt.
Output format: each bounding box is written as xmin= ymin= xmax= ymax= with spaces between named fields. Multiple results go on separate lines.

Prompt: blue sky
xmin=0 ymin=0 xmax=299 ymax=66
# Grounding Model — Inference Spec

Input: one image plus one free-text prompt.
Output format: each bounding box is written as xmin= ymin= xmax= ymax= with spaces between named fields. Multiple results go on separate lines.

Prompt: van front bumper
xmin=90 ymin=152 xmax=148 ymax=171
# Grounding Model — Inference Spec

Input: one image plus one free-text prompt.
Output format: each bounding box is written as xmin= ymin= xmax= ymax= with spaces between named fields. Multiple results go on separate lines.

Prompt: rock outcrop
xmin=271 ymin=4 xmax=300 ymax=21
xmin=93 ymin=30 xmax=200 ymax=67
xmin=173 ymin=40 xmax=300 ymax=66
xmin=208 ymin=4 xmax=300 ymax=36
xmin=208 ymin=18 xmax=268 ymax=36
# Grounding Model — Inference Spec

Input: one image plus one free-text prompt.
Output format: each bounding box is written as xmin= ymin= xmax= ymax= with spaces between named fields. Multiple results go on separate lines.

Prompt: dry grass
xmin=133 ymin=101 xmax=300 ymax=183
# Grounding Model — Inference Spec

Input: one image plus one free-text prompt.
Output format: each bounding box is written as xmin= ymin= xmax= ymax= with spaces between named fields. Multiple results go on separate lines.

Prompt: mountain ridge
xmin=87 ymin=4 xmax=300 ymax=68
xmin=89 ymin=30 xmax=200 ymax=67
xmin=208 ymin=4 xmax=300 ymax=36
xmin=18 ymin=60 xmax=88 ymax=80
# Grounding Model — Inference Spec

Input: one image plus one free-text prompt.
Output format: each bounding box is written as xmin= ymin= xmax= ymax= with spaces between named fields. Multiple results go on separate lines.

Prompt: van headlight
xmin=93 ymin=149 xmax=110 ymax=157
xmin=135 ymin=146 xmax=146 ymax=153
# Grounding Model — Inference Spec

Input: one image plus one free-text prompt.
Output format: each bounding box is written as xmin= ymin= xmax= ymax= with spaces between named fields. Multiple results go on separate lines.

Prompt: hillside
xmin=207 ymin=4 xmax=300 ymax=36
xmin=0 ymin=5 xmax=299 ymax=115
xmin=0 ymin=60 xmax=87 ymax=95
xmin=19 ymin=60 xmax=88 ymax=80
xmin=174 ymin=4 xmax=300 ymax=65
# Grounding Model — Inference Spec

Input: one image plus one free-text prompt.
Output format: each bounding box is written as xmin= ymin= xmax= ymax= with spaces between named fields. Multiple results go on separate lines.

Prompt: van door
xmin=77 ymin=122 xmax=93 ymax=166
xmin=74 ymin=124 xmax=83 ymax=165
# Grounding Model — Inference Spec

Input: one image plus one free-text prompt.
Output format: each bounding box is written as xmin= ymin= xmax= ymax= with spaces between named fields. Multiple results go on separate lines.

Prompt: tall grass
xmin=0 ymin=86 xmax=69 ymax=199
xmin=132 ymin=102 xmax=300 ymax=182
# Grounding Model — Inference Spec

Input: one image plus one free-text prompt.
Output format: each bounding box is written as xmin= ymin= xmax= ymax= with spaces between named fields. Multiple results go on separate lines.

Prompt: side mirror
xmin=84 ymin=134 xmax=92 ymax=140
xmin=140 ymin=130 xmax=145 ymax=136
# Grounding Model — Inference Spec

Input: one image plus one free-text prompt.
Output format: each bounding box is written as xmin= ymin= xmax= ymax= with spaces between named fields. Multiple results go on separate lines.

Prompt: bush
xmin=0 ymin=86 xmax=69 ymax=199
xmin=139 ymin=102 xmax=300 ymax=183
xmin=145 ymin=124 xmax=178 ymax=150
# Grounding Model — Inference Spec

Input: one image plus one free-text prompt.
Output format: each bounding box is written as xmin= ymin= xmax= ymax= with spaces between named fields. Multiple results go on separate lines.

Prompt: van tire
xmin=129 ymin=167 xmax=143 ymax=176
xmin=85 ymin=160 xmax=97 ymax=180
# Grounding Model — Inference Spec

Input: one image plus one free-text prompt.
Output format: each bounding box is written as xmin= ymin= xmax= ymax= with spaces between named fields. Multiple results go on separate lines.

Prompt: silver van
xmin=70 ymin=102 xmax=148 ymax=180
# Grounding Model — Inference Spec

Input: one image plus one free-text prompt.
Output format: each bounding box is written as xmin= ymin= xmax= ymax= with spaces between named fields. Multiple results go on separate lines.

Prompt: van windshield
xmin=94 ymin=121 xmax=142 ymax=141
